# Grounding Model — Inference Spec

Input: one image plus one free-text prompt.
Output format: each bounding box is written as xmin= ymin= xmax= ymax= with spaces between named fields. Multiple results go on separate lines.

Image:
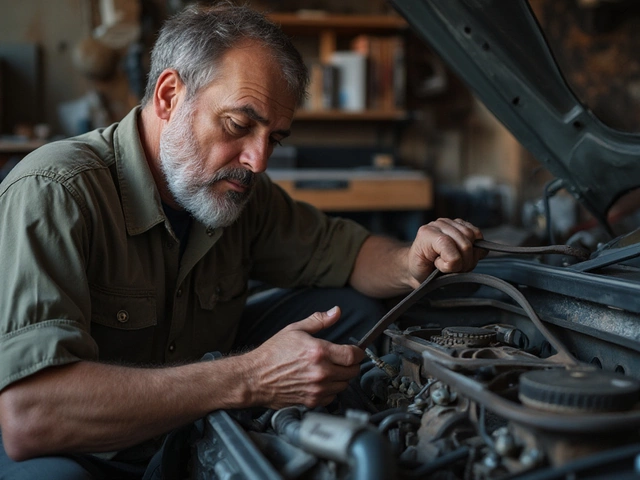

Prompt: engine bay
xmin=192 ymin=246 xmax=640 ymax=480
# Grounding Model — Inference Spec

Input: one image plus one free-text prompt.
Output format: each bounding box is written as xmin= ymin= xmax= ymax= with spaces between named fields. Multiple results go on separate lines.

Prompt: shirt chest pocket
xmin=90 ymin=284 xmax=157 ymax=329
xmin=89 ymin=284 xmax=157 ymax=362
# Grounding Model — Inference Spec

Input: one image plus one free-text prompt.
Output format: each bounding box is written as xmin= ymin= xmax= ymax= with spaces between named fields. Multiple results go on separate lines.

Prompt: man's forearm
xmin=349 ymin=235 xmax=420 ymax=298
xmin=0 ymin=357 xmax=254 ymax=461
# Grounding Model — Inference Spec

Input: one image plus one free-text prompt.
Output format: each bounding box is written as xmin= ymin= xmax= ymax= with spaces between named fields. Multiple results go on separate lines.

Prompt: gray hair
xmin=141 ymin=2 xmax=308 ymax=106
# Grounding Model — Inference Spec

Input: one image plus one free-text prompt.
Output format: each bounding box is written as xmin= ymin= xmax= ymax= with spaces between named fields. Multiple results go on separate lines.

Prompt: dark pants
xmin=234 ymin=286 xmax=386 ymax=348
xmin=0 ymin=287 xmax=385 ymax=479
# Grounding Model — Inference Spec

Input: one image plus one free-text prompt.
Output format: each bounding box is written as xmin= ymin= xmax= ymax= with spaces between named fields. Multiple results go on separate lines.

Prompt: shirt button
xmin=116 ymin=310 xmax=129 ymax=323
xmin=215 ymin=286 xmax=222 ymax=295
xmin=166 ymin=240 xmax=175 ymax=249
xmin=176 ymin=288 xmax=183 ymax=298
xmin=206 ymin=227 xmax=214 ymax=237
xmin=168 ymin=342 xmax=176 ymax=352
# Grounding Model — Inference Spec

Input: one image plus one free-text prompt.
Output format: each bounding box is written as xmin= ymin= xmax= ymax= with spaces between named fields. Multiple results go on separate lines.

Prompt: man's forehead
xmin=218 ymin=44 xmax=294 ymax=102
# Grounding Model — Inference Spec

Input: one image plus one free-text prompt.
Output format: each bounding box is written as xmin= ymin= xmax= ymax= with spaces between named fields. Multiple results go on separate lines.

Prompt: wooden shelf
xmin=267 ymin=13 xmax=408 ymax=34
xmin=0 ymin=139 xmax=45 ymax=154
xmin=295 ymin=109 xmax=409 ymax=121
xmin=269 ymin=169 xmax=432 ymax=212
xmin=265 ymin=13 xmax=426 ymax=215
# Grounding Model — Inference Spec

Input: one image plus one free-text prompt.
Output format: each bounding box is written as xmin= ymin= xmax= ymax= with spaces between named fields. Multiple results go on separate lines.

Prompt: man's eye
xmin=228 ymin=118 xmax=248 ymax=134
xmin=270 ymin=138 xmax=283 ymax=147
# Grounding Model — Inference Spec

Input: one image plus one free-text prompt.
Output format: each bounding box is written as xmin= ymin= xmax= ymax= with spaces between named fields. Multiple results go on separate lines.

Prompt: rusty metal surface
xmin=530 ymin=0 xmax=640 ymax=133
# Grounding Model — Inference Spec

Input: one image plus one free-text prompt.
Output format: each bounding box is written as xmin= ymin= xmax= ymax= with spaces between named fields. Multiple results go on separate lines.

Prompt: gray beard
xmin=158 ymin=101 xmax=255 ymax=229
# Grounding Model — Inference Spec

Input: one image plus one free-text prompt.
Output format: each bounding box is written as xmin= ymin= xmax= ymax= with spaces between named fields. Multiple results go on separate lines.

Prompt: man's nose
xmin=240 ymin=138 xmax=270 ymax=173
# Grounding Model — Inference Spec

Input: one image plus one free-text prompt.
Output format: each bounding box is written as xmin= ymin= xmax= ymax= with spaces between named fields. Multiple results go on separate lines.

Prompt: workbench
xmin=268 ymin=168 xmax=433 ymax=240
xmin=267 ymin=168 xmax=432 ymax=212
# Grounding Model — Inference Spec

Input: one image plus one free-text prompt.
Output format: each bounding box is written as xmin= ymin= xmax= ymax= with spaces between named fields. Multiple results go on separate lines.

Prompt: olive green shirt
xmin=0 ymin=107 xmax=369 ymax=392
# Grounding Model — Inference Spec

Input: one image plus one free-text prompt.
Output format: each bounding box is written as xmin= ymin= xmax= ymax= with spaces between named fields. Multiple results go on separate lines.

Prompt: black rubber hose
xmin=369 ymin=407 xmax=406 ymax=425
xmin=399 ymin=446 xmax=471 ymax=478
xmin=348 ymin=429 xmax=396 ymax=480
xmin=377 ymin=412 xmax=422 ymax=434
xmin=271 ymin=407 xmax=302 ymax=444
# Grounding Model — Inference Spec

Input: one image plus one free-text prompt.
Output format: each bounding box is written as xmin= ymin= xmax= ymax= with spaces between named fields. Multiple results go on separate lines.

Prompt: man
xmin=0 ymin=3 xmax=485 ymax=478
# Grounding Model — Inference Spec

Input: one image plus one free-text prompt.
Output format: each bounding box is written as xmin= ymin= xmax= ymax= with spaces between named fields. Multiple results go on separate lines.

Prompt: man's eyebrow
xmin=231 ymin=106 xmax=291 ymax=138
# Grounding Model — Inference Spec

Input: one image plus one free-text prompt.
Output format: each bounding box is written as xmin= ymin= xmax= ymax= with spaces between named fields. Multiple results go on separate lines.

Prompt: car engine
xmin=191 ymin=237 xmax=640 ymax=480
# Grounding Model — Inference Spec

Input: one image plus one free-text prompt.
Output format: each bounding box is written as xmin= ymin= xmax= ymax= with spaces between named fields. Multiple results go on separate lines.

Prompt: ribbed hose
xmin=271 ymin=407 xmax=301 ymax=443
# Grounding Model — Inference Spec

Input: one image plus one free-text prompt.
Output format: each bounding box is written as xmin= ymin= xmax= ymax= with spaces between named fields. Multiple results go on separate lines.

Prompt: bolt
xmin=483 ymin=452 xmax=500 ymax=469
xmin=493 ymin=429 xmax=517 ymax=457
xmin=520 ymin=448 xmax=543 ymax=468
xmin=399 ymin=376 xmax=412 ymax=393
xmin=407 ymin=381 xmax=421 ymax=397
xmin=431 ymin=387 xmax=451 ymax=405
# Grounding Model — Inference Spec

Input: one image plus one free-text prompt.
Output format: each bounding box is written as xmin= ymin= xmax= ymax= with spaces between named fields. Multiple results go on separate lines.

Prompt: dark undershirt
xmin=162 ymin=202 xmax=192 ymax=261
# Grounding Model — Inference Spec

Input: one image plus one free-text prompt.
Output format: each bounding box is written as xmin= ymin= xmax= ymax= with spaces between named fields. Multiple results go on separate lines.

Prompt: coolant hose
xmin=348 ymin=428 xmax=395 ymax=480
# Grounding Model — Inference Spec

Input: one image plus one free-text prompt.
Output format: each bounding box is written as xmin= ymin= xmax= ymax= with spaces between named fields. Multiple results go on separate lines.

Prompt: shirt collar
xmin=113 ymin=106 xmax=166 ymax=236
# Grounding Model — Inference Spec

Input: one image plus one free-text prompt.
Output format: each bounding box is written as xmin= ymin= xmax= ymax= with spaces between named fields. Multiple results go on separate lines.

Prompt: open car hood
xmin=391 ymin=0 xmax=640 ymax=231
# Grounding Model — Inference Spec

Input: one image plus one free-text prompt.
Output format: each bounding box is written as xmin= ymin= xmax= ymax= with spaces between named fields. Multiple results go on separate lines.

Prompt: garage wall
xmin=0 ymin=0 xmax=87 ymax=134
xmin=1 ymin=0 xmax=636 ymax=228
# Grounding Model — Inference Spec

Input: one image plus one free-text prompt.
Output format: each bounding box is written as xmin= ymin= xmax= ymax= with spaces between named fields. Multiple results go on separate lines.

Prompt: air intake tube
xmin=272 ymin=409 xmax=394 ymax=480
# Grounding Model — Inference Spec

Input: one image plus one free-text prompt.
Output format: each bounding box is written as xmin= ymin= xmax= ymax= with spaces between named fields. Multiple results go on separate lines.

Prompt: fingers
xmin=433 ymin=218 xmax=480 ymax=272
xmin=451 ymin=218 xmax=488 ymax=265
xmin=413 ymin=218 xmax=485 ymax=274
xmin=287 ymin=306 xmax=341 ymax=335
xmin=452 ymin=218 xmax=483 ymax=241
xmin=323 ymin=344 xmax=365 ymax=369
xmin=286 ymin=308 xmax=366 ymax=365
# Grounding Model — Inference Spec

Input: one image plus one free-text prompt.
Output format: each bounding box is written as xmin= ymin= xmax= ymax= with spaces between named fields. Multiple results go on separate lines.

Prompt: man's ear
xmin=153 ymin=69 xmax=185 ymax=120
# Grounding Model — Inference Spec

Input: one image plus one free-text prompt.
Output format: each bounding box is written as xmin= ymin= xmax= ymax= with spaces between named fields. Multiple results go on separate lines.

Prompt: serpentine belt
xmin=355 ymin=240 xmax=590 ymax=349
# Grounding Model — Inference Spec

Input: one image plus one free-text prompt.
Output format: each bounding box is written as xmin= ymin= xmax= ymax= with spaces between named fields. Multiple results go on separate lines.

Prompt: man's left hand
xmin=406 ymin=218 xmax=486 ymax=287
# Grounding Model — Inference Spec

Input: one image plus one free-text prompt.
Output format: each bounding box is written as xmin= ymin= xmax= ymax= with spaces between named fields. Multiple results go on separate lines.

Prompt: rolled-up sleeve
xmin=0 ymin=173 xmax=98 ymax=391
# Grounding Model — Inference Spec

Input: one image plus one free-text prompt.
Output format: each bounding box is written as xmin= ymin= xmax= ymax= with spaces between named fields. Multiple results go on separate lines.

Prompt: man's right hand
xmin=241 ymin=306 xmax=365 ymax=409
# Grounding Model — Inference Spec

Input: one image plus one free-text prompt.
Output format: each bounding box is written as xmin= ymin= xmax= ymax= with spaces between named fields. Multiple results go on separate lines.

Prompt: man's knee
xmin=0 ymin=431 xmax=94 ymax=480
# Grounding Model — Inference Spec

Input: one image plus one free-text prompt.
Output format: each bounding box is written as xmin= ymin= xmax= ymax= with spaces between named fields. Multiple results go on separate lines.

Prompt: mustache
xmin=207 ymin=168 xmax=255 ymax=188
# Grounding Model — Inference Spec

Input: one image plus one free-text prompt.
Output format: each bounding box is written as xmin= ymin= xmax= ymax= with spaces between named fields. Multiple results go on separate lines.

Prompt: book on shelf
xmin=302 ymin=35 xmax=405 ymax=114
xmin=351 ymin=34 xmax=406 ymax=111
xmin=305 ymin=61 xmax=340 ymax=111
xmin=321 ymin=64 xmax=339 ymax=109
xmin=306 ymin=62 xmax=323 ymax=111
xmin=328 ymin=51 xmax=367 ymax=111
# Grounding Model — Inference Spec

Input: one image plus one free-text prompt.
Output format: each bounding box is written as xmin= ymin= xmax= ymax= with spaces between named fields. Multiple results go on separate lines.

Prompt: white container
xmin=329 ymin=51 xmax=367 ymax=111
